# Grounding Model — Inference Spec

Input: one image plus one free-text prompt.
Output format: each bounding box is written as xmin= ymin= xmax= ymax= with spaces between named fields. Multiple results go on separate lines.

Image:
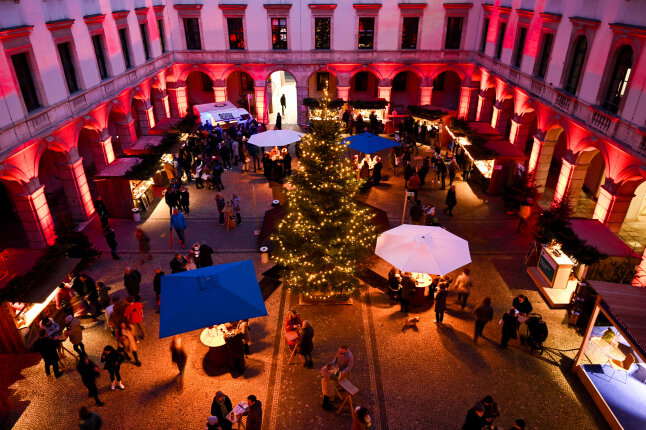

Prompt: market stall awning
xmin=570 ymin=219 xmax=640 ymax=259
xmin=343 ymin=132 xmax=398 ymax=154
xmin=248 ymin=130 xmax=303 ymax=148
xmin=159 ymin=260 xmax=268 ymax=338
xmin=1 ymin=256 xmax=81 ymax=303
xmin=588 ymin=280 xmax=646 ymax=361
xmin=467 ymin=121 xmax=503 ymax=137
xmin=484 ymin=140 xmax=528 ymax=160
xmin=95 ymin=157 xmax=142 ymax=178
xmin=124 ymin=135 xmax=164 ymax=156
xmin=192 ymin=101 xmax=252 ymax=126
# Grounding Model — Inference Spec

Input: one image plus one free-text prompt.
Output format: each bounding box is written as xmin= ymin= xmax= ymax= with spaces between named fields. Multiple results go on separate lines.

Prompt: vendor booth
xmin=94 ymin=157 xmax=155 ymax=218
xmin=123 ymin=135 xmax=164 ymax=156
xmin=573 ymin=281 xmax=646 ymax=430
xmin=0 ymin=251 xmax=81 ymax=353
xmin=526 ymin=219 xmax=640 ymax=308
xmin=192 ymin=101 xmax=252 ymax=127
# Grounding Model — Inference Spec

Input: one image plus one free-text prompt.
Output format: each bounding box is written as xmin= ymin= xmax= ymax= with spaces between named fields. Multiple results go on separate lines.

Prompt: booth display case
xmin=94 ymin=158 xmax=156 ymax=218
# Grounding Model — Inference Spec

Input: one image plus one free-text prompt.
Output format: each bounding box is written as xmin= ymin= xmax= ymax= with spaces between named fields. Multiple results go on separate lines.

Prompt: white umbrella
xmin=248 ymin=130 xmax=303 ymax=147
xmin=375 ymin=224 xmax=471 ymax=276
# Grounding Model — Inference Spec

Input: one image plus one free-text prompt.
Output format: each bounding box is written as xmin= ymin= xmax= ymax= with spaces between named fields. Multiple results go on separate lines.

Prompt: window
xmin=92 ymin=34 xmax=109 ymax=79
xmin=57 ymin=42 xmax=79 ymax=94
xmin=495 ymin=22 xmax=506 ymax=59
xmin=184 ymin=18 xmax=202 ymax=50
xmin=354 ymin=72 xmax=368 ymax=91
xmin=535 ymin=33 xmax=553 ymax=78
xmin=433 ymin=73 xmax=445 ymax=91
xmin=564 ymin=36 xmax=587 ymax=94
xmin=271 ymin=18 xmax=288 ymax=50
xmin=445 ymin=17 xmax=463 ymax=50
xmin=227 ymin=17 xmax=245 ymax=50
xmin=358 ymin=17 xmax=375 ymax=49
xmin=118 ymin=28 xmax=132 ymax=69
xmin=11 ymin=52 xmax=40 ymax=111
xmin=140 ymin=23 xmax=151 ymax=60
xmin=512 ymin=27 xmax=527 ymax=68
xmin=240 ymin=73 xmax=253 ymax=91
xmin=602 ymin=45 xmax=633 ymax=114
xmin=202 ymin=74 xmax=213 ymax=92
xmin=401 ymin=17 xmax=419 ymax=50
xmin=316 ymin=72 xmax=329 ymax=92
xmin=157 ymin=19 xmax=167 ymax=53
xmin=480 ymin=18 xmax=489 ymax=52
xmin=314 ymin=17 xmax=331 ymax=50
xmin=392 ymin=73 xmax=407 ymax=91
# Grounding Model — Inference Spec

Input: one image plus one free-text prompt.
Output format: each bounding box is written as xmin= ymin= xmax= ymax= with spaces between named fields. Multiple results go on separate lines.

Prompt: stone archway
xmin=227 ymin=70 xmax=256 ymax=112
xmin=266 ymin=70 xmax=298 ymax=126
xmin=431 ymin=71 xmax=461 ymax=110
xmin=349 ymin=70 xmax=379 ymax=101
xmin=186 ymin=70 xmax=215 ymax=107
xmin=390 ymin=71 xmax=420 ymax=113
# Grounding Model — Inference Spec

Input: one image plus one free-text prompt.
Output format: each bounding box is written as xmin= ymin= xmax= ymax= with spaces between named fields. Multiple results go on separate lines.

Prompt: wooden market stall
xmin=573 ymin=281 xmax=646 ymax=430
xmin=123 ymin=135 xmax=164 ymax=156
xmin=94 ymin=157 xmax=154 ymax=218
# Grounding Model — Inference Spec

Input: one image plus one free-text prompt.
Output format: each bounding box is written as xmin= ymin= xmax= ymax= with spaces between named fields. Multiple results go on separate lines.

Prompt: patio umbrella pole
xmin=252 ymin=183 xmax=260 ymax=236
xmin=401 ymin=190 xmax=408 ymax=225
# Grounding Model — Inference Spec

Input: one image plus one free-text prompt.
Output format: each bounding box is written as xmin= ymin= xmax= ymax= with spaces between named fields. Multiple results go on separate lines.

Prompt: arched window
xmin=602 ymin=45 xmax=633 ymax=114
xmin=564 ymin=36 xmax=587 ymax=94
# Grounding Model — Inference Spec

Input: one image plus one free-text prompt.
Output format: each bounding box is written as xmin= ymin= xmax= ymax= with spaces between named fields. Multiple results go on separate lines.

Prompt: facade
xmin=0 ymin=0 xmax=645 ymax=249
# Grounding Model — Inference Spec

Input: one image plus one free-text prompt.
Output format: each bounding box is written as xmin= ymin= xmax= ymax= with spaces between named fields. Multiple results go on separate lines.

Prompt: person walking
xmin=245 ymin=395 xmax=262 ymax=430
xmin=103 ymin=225 xmax=120 ymax=260
xmin=153 ymin=267 xmax=164 ymax=312
xmin=164 ymin=186 xmax=179 ymax=216
xmin=462 ymin=156 xmax=473 ymax=182
xmin=94 ymin=197 xmax=110 ymax=229
xmin=170 ymin=336 xmax=187 ymax=376
xmin=123 ymin=296 xmax=145 ymax=341
xmin=275 ymin=113 xmax=282 ymax=130
xmin=231 ymin=194 xmax=241 ymax=224
xmin=500 ymin=308 xmax=519 ymax=348
xmin=444 ymin=185 xmax=457 ymax=216
xmin=33 ymin=329 xmax=62 ymax=378
xmin=473 ymin=297 xmax=494 ymax=343
xmin=280 ymin=94 xmax=286 ymax=114
xmin=117 ymin=322 xmax=141 ymax=366
xmin=170 ymin=208 xmax=187 ymax=249
xmin=215 ymin=193 xmax=226 ymax=225
xmin=78 ymin=406 xmax=103 ymax=430
xmin=123 ymin=267 xmax=142 ymax=302
xmin=516 ymin=198 xmax=533 ymax=233
xmin=299 ymin=320 xmax=314 ymax=368
xmin=434 ymin=282 xmax=449 ymax=323
xmin=448 ymin=158 xmax=459 ymax=186
xmin=77 ymin=354 xmax=104 ymax=406
xmin=64 ymin=315 xmax=85 ymax=356
xmin=179 ymin=186 xmax=190 ymax=214
xmin=80 ymin=274 xmax=101 ymax=319
xmin=210 ymin=391 xmax=233 ymax=430
xmin=454 ymin=268 xmax=472 ymax=310
xmin=438 ymin=158 xmax=448 ymax=190
xmin=100 ymin=345 xmax=124 ymax=390
xmin=135 ymin=228 xmax=152 ymax=264
xmin=352 ymin=407 xmax=372 ymax=430
xmin=399 ymin=273 xmax=415 ymax=313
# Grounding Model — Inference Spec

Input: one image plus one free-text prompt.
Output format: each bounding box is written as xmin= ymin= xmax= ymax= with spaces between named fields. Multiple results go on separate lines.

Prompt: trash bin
xmin=568 ymin=311 xmax=579 ymax=326
xmin=132 ymin=208 xmax=141 ymax=222
xmin=271 ymin=200 xmax=280 ymax=207
xmin=259 ymin=246 xmax=269 ymax=264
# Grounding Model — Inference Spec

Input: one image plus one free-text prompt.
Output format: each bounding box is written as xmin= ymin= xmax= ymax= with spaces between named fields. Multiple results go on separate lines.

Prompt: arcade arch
xmin=431 ymin=71 xmax=461 ymax=110
xmin=266 ymin=70 xmax=297 ymax=126
xmin=390 ymin=71 xmax=420 ymax=113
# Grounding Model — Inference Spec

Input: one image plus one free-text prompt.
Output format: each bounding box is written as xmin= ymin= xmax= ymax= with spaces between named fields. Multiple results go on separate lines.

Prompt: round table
xmin=201 ymin=326 xmax=230 ymax=367
xmin=410 ymin=273 xmax=433 ymax=307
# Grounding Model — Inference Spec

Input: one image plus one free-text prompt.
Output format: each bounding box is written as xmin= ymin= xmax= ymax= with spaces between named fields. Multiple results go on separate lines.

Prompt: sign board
xmin=538 ymin=249 xmax=557 ymax=284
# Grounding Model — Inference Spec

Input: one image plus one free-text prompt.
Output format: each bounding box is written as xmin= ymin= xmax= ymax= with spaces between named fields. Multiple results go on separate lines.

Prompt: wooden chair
xmin=607 ymin=353 xmax=636 ymax=384
xmin=284 ymin=331 xmax=303 ymax=365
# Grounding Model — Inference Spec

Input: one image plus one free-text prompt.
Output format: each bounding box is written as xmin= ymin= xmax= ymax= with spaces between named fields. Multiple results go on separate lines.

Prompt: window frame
xmin=240 ymin=73 xmax=254 ymax=92
xmin=353 ymin=72 xmax=369 ymax=92
xmin=139 ymin=22 xmax=151 ymax=61
xmin=442 ymin=3 xmax=472 ymax=51
xmin=392 ymin=73 xmax=407 ymax=92
xmin=601 ymin=45 xmax=634 ymax=114
xmin=309 ymin=4 xmax=336 ymax=51
xmin=512 ymin=26 xmax=527 ymax=69
xmin=401 ymin=16 xmax=419 ymax=50
xmin=494 ymin=21 xmax=507 ymax=60
xmin=226 ymin=17 xmax=246 ymax=50
xmin=56 ymin=41 xmax=80 ymax=95
xmin=118 ymin=27 xmax=133 ymax=69
xmin=534 ymin=31 xmax=554 ymax=79
xmin=91 ymin=33 xmax=110 ymax=80
xmin=157 ymin=19 xmax=167 ymax=53
xmin=270 ymin=17 xmax=288 ymax=50
xmin=314 ymin=16 xmax=332 ymax=50
xmin=358 ymin=16 xmax=375 ymax=50
xmin=316 ymin=72 xmax=330 ymax=92
xmin=10 ymin=50 xmax=42 ymax=112
xmin=563 ymin=35 xmax=588 ymax=95
xmin=183 ymin=17 xmax=203 ymax=50
xmin=480 ymin=17 xmax=490 ymax=53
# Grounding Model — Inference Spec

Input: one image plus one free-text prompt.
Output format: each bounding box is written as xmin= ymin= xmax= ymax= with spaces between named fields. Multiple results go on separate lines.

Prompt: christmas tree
xmin=272 ymin=97 xmax=377 ymax=298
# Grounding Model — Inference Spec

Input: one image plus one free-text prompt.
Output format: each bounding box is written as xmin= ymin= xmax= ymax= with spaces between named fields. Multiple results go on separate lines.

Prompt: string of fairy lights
xmin=271 ymin=92 xmax=377 ymax=299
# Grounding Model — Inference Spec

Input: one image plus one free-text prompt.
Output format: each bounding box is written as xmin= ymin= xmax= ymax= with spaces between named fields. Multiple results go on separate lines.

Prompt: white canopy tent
xmin=192 ymin=101 xmax=253 ymax=126
xmin=248 ymin=130 xmax=303 ymax=147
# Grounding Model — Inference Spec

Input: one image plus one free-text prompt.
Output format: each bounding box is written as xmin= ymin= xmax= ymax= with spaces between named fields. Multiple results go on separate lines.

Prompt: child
xmin=206 ymin=416 xmax=218 ymax=430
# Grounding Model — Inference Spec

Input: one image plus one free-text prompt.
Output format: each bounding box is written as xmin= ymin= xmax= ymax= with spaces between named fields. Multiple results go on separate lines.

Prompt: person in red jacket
xmin=55 ymin=283 xmax=75 ymax=316
xmin=123 ymin=296 xmax=145 ymax=341
xmin=284 ymin=310 xmax=302 ymax=347
xmin=407 ymin=171 xmax=421 ymax=201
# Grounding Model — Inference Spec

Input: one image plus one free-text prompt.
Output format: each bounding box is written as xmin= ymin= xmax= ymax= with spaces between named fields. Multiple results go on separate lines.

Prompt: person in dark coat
xmin=245 ymin=395 xmax=262 ymax=430
xmin=33 ymin=329 xmax=62 ymax=378
xmin=410 ymin=200 xmax=424 ymax=225
xmin=371 ymin=156 xmax=383 ymax=184
xmin=387 ymin=267 xmax=401 ymax=303
xmin=164 ymin=187 xmax=179 ymax=216
xmin=95 ymin=197 xmax=110 ymax=229
xmin=283 ymin=151 xmax=292 ymax=177
xmin=262 ymin=153 xmax=272 ymax=181
xmin=462 ymin=402 xmax=486 ymax=430
xmin=153 ymin=267 xmax=164 ymax=311
xmin=434 ymin=282 xmax=449 ymax=323
xmin=500 ymin=308 xmax=519 ymax=348
xmin=400 ymin=273 xmax=415 ymax=313
xmin=215 ymin=193 xmax=226 ymax=225
xmin=275 ymin=113 xmax=282 ymax=130
xmin=100 ymin=345 xmax=124 ymax=390
xmin=80 ymin=274 xmax=101 ymax=317
xmin=512 ymin=294 xmax=533 ymax=315
xmin=170 ymin=254 xmax=188 ymax=274
xmin=179 ymin=186 xmax=190 ymax=214
xmin=123 ymin=267 xmax=142 ymax=301
xmin=444 ymin=185 xmax=457 ymax=216
xmin=438 ymin=159 xmax=448 ymax=189
xmin=473 ymin=297 xmax=494 ymax=343
xmin=225 ymin=330 xmax=246 ymax=374
xmin=70 ymin=273 xmax=85 ymax=297
xmin=210 ymin=391 xmax=233 ymax=430
xmin=78 ymin=406 xmax=103 ymax=430
xmin=77 ymin=354 xmax=104 ymax=406
xmin=103 ymin=225 xmax=120 ymax=260
xmin=299 ymin=320 xmax=314 ymax=368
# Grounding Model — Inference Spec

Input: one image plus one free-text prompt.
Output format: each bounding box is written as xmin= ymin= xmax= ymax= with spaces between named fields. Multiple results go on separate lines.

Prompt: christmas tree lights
xmin=271 ymin=93 xmax=377 ymax=298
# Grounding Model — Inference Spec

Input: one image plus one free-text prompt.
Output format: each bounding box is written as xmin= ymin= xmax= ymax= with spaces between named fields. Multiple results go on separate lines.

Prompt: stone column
xmin=593 ymin=185 xmax=633 ymax=233
xmin=476 ymin=90 xmax=494 ymax=123
xmin=213 ymin=79 xmax=227 ymax=102
xmin=152 ymin=91 xmax=170 ymax=122
xmin=337 ymin=86 xmax=350 ymax=102
xmin=527 ymin=133 xmax=557 ymax=192
xmin=8 ymin=178 xmax=56 ymax=248
xmin=167 ymin=82 xmax=188 ymax=118
xmin=458 ymin=85 xmax=479 ymax=121
xmin=552 ymin=155 xmax=590 ymax=210
xmin=91 ymin=129 xmax=116 ymax=173
xmin=491 ymin=101 xmax=512 ymax=136
xmin=115 ymin=115 xmax=138 ymax=149
xmin=56 ymin=150 xmax=95 ymax=222
xmin=420 ymin=86 xmax=433 ymax=106
xmin=296 ymin=85 xmax=308 ymax=125
xmin=254 ymin=86 xmax=266 ymax=124
xmin=508 ymin=116 xmax=531 ymax=151
xmin=135 ymin=101 xmax=155 ymax=136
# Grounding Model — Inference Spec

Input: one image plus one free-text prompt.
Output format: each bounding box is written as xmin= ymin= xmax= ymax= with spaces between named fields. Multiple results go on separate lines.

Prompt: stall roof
xmin=485 ymin=140 xmax=528 ymax=160
xmin=95 ymin=157 xmax=142 ymax=178
xmin=124 ymin=135 xmax=163 ymax=154
xmin=193 ymin=101 xmax=251 ymax=125
xmin=2 ymin=257 xmax=81 ymax=303
xmin=467 ymin=121 xmax=503 ymax=137
xmin=588 ymin=280 xmax=646 ymax=360
xmin=570 ymin=219 xmax=640 ymax=258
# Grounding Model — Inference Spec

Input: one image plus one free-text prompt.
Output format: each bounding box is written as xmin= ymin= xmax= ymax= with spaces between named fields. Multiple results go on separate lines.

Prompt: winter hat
xmin=474 ymin=402 xmax=485 ymax=413
xmin=65 ymin=315 xmax=74 ymax=324
xmin=207 ymin=416 xmax=218 ymax=425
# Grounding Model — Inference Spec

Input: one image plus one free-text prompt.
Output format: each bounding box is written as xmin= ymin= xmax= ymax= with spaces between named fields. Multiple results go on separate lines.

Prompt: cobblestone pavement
xmin=2 ymin=142 xmax=609 ymax=429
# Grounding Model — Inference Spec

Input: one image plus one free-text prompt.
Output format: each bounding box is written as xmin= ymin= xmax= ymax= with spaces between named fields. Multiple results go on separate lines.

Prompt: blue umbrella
xmin=159 ymin=260 xmax=268 ymax=338
xmin=344 ymin=132 xmax=399 ymax=154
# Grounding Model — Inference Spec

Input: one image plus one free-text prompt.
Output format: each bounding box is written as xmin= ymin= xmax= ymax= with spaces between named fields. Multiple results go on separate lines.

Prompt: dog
xmin=402 ymin=316 xmax=420 ymax=332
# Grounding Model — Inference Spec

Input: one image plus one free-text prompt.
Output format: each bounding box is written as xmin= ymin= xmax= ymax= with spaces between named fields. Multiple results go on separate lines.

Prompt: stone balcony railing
xmin=0 ymin=53 xmax=174 ymax=158
xmin=474 ymin=52 xmax=645 ymax=157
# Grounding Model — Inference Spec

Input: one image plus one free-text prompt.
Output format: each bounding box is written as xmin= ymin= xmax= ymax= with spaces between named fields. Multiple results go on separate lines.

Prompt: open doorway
xmin=266 ymin=71 xmax=297 ymax=126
